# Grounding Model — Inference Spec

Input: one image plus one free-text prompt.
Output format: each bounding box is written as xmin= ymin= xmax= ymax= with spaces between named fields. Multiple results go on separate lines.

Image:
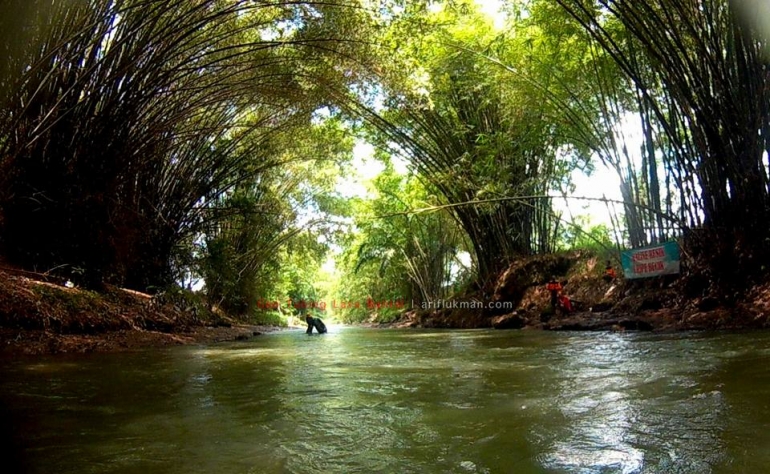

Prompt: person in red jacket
xmin=546 ymin=277 xmax=563 ymax=310
xmin=603 ymin=260 xmax=617 ymax=282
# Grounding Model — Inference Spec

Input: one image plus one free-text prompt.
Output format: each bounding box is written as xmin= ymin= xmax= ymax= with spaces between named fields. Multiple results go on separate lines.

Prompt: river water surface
xmin=2 ymin=328 xmax=770 ymax=473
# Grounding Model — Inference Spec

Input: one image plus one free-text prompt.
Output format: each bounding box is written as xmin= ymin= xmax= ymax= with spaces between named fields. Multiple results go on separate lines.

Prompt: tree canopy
xmin=1 ymin=0 xmax=767 ymax=322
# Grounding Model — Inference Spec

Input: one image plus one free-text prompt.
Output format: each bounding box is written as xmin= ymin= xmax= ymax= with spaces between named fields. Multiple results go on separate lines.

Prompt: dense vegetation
xmin=1 ymin=0 xmax=767 ymax=324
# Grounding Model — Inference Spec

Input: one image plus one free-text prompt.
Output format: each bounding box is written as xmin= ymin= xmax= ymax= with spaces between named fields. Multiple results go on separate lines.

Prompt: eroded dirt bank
xmin=383 ymin=251 xmax=770 ymax=332
xmin=0 ymin=325 xmax=280 ymax=356
xmin=0 ymin=268 xmax=282 ymax=355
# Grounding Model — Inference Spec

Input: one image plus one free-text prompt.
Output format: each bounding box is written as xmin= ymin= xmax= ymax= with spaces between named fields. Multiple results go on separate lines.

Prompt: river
xmin=1 ymin=328 xmax=770 ymax=473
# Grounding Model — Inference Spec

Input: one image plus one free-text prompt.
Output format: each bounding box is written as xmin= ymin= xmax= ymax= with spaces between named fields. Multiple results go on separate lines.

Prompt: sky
xmin=475 ymin=0 xmax=507 ymax=29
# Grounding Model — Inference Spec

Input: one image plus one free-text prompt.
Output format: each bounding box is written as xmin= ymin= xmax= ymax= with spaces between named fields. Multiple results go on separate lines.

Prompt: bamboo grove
xmin=1 ymin=0 xmax=768 ymax=316
xmin=552 ymin=0 xmax=770 ymax=289
xmin=0 ymin=0 xmax=371 ymax=291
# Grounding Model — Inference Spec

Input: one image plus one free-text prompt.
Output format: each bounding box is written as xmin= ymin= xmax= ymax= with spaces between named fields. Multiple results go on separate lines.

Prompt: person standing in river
xmin=546 ymin=277 xmax=563 ymax=311
xmin=305 ymin=314 xmax=327 ymax=334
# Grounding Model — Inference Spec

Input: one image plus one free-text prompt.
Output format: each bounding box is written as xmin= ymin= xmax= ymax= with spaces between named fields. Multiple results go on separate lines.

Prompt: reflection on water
xmin=1 ymin=329 xmax=770 ymax=473
xmin=543 ymin=336 xmax=647 ymax=473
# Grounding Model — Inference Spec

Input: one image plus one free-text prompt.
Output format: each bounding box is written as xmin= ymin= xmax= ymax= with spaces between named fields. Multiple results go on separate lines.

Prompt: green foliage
xmin=558 ymin=216 xmax=614 ymax=253
xmin=0 ymin=0 xmax=373 ymax=291
xmin=3 ymin=0 xmax=766 ymax=319
xmin=332 ymin=160 xmax=469 ymax=323
xmin=200 ymin=185 xmax=286 ymax=317
xmin=250 ymin=310 xmax=288 ymax=328
xmin=193 ymin=113 xmax=354 ymax=322
xmin=551 ymin=0 xmax=770 ymax=286
xmin=348 ymin=0 xmax=592 ymax=285
xmin=148 ymin=284 xmax=232 ymax=327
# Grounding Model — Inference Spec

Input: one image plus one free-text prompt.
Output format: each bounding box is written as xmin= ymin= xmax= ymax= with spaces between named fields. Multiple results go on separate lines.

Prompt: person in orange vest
xmin=603 ymin=260 xmax=616 ymax=282
xmin=546 ymin=277 xmax=563 ymax=310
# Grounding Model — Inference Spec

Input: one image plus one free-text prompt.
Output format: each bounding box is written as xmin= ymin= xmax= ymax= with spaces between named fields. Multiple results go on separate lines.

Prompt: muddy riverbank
xmin=382 ymin=251 xmax=770 ymax=332
xmin=0 ymin=324 xmax=281 ymax=356
xmin=0 ymin=268 xmax=283 ymax=355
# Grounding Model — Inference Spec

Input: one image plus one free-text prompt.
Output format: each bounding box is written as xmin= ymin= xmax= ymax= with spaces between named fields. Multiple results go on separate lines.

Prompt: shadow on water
xmin=1 ymin=328 xmax=770 ymax=473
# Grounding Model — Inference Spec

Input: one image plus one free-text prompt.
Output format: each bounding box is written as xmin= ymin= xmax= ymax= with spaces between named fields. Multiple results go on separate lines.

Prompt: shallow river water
xmin=2 ymin=328 xmax=770 ymax=473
